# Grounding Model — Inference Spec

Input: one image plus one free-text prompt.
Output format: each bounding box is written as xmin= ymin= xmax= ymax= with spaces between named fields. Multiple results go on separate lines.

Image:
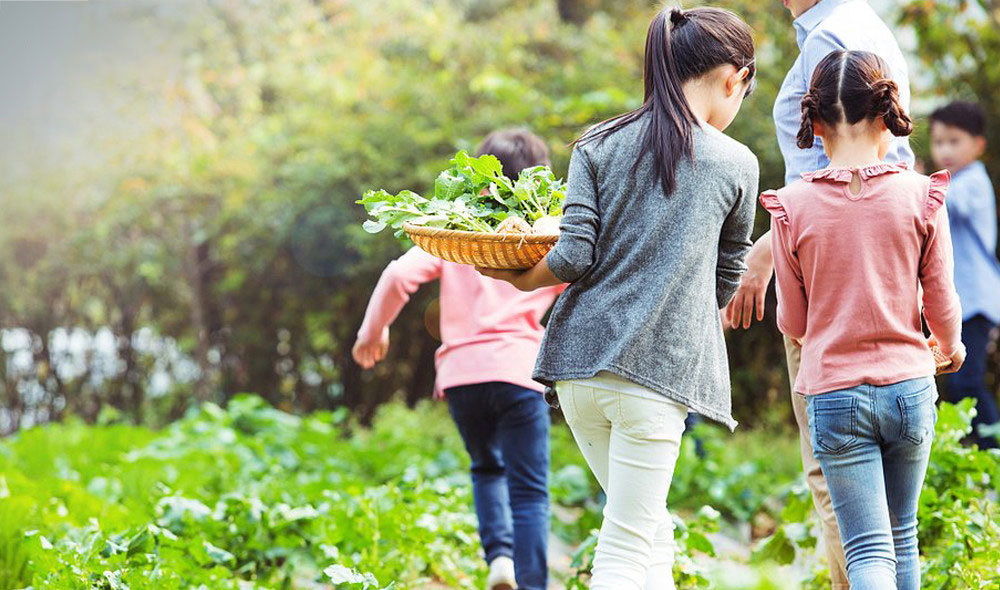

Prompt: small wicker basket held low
xmin=403 ymin=223 xmax=559 ymax=269
xmin=931 ymin=345 xmax=952 ymax=375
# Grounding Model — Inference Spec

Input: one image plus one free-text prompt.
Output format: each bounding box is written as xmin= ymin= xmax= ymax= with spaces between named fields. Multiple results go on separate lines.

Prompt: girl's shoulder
xmin=695 ymin=124 xmax=758 ymax=170
xmin=923 ymin=169 xmax=951 ymax=222
xmin=689 ymin=126 xmax=759 ymax=193
xmin=873 ymin=168 xmax=950 ymax=220
xmin=575 ymin=115 xmax=645 ymax=151
xmin=762 ymin=175 xmax=822 ymax=206
xmin=759 ymin=180 xmax=811 ymax=227
xmin=760 ymin=165 xmax=951 ymax=227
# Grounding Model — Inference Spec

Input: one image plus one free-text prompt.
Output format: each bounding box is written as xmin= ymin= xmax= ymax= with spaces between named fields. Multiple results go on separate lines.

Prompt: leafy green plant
xmin=670 ymin=422 xmax=802 ymax=522
xmin=563 ymin=507 xmax=722 ymax=590
xmin=358 ymin=151 xmax=566 ymax=236
xmin=0 ymin=397 xmax=484 ymax=589
xmin=918 ymin=400 xmax=1000 ymax=588
xmin=5 ymin=396 xmax=999 ymax=589
xmin=750 ymin=482 xmax=817 ymax=567
xmin=752 ymin=400 xmax=1000 ymax=588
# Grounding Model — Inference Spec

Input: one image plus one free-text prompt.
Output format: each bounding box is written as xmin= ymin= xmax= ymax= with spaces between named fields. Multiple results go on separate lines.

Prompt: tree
xmin=902 ymin=0 xmax=1000 ymax=200
xmin=0 ymin=0 xmax=810 ymax=429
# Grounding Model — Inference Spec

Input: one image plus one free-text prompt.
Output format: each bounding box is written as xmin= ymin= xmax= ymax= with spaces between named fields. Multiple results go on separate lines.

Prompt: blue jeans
xmin=446 ymin=382 xmax=549 ymax=590
xmin=807 ymin=377 xmax=937 ymax=590
xmin=946 ymin=314 xmax=999 ymax=449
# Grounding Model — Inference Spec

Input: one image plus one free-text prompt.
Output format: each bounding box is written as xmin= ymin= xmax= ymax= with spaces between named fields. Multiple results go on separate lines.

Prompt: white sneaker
xmin=486 ymin=556 xmax=517 ymax=590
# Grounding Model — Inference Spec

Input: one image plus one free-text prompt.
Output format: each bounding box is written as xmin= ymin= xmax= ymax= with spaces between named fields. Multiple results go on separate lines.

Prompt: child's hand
xmin=940 ymin=344 xmax=967 ymax=374
xmin=352 ymin=327 xmax=389 ymax=369
xmin=726 ymin=234 xmax=774 ymax=329
xmin=928 ymin=336 xmax=967 ymax=375
xmin=476 ymin=256 xmax=564 ymax=292
xmin=476 ymin=267 xmax=532 ymax=290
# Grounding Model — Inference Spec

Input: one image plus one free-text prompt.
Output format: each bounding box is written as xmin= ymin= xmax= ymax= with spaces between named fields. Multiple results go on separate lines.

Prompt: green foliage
xmin=902 ymin=0 xmax=1000 ymax=188
xmin=1 ymin=0 xmax=803 ymax=431
xmin=670 ymin=422 xmax=802 ymax=522
xmin=749 ymin=482 xmax=816 ymax=567
xmin=358 ymin=151 xmax=566 ymax=236
xmin=918 ymin=400 xmax=1000 ymax=588
xmin=752 ymin=400 xmax=1000 ymax=588
xmin=0 ymin=397 xmax=483 ymax=589
xmin=5 ymin=397 xmax=998 ymax=588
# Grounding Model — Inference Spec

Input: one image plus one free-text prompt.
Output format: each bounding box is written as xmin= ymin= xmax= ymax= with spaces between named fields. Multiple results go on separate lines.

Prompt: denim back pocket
xmin=898 ymin=385 xmax=938 ymax=445
xmin=811 ymin=395 xmax=858 ymax=455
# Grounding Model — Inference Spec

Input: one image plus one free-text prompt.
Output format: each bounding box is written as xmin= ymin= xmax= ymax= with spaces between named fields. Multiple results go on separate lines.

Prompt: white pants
xmin=556 ymin=372 xmax=688 ymax=590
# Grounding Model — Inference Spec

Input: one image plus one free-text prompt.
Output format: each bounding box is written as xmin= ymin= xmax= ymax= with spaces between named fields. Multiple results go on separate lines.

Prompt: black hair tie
xmin=669 ymin=8 xmax=689 ymax=26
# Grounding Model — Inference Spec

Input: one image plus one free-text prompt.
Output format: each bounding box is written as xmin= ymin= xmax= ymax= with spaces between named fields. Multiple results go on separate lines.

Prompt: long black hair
xmin=797 ymin=50 xmax=913 ymax=149
xmin=575 ymin=7 xmax=756 ymax=196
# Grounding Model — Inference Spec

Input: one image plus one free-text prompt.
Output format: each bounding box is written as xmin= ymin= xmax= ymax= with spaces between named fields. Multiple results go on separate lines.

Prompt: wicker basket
xmin=932 ymin=345 xmax=951 ymax=374
xmin=403 ymin=223 xmax=558 ymax=269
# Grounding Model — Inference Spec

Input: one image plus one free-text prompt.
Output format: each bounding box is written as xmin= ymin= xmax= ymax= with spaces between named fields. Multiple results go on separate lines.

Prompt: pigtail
xmin=796 ymin=51 xmax=914 ymax=153
xmin=872 ymin=78 xmax=913 ymax=137
xmin=797 ymin=92 xmax=819 ymax=149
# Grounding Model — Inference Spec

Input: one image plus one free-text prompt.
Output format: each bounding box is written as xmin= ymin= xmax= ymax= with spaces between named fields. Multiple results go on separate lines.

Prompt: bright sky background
xmin=0 ymin=1 xmax=191 ymax=195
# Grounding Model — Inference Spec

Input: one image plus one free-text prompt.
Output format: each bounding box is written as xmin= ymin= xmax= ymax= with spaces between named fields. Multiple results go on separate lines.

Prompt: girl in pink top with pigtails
xmin=763 ymin=50 xmax=965 ymax=590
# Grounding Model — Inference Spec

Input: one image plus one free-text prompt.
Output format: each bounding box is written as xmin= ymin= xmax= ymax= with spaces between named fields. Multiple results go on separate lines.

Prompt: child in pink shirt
xmin=352 ymin=129 xmax=562 ymax=590
xmin=355 ymin=248 xmax=559 ymax=398
xmin=764 ymin=50 xmax=965 ymax=590
xmin=765 ymin=161 xmax=960 ymax=394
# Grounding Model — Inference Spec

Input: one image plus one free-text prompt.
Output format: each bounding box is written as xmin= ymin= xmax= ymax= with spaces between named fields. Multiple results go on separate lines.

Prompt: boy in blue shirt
xmin=930 ymin=101 xmax=1000 ymax=449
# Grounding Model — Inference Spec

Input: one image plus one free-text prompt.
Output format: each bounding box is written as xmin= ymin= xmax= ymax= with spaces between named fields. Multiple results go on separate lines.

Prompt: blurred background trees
xmin=0 ymin=0 xmax=995 ymax=434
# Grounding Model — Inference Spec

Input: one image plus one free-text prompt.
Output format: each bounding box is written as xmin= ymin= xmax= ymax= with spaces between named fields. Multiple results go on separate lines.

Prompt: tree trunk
xmin=37 ymin=331 xmax=66 ymax=425
xmin=184 ymin=221 xmax=214 ymax=403
xmin=0 ymin=344 xmax=22 ymax=435
xmin=119 ymin=313 xmax=143 ymax=424
xmin=556 ymin=0 xmax=591 ymax=24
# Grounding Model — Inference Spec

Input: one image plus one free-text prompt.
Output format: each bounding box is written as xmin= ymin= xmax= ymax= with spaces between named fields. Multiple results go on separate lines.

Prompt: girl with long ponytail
xmin=479 ymin=6 xmax=759 ymax=588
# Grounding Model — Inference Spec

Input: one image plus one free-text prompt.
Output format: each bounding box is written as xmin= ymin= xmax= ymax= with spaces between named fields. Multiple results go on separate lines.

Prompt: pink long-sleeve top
xmin=357 ymin=247 xmax=564 ymax=397
xmin=763 ymin=163 xmax=962 ymax=395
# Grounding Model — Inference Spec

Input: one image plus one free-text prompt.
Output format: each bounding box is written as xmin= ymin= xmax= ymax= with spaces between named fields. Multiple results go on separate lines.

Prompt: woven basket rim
xmin=402 ymin=222 xmax=558 ymax=244
xmin=931 ymin=345 xmax=951 ymax=372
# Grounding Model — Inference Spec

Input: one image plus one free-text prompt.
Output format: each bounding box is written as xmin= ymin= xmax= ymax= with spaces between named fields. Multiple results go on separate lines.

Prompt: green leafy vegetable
xmin=357 ymin=151 xmax=566 ymax=237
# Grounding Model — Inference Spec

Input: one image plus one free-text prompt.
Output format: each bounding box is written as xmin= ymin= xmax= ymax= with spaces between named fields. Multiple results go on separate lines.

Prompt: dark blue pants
xmin=445 ymin=382 xmax=549 ymax=590
xmin=946 ymin=315 xmax=1000 ymax=449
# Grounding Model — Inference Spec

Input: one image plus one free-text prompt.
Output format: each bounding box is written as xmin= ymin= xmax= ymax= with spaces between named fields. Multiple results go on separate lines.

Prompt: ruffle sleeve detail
xmin=759 ymin=190 xmax=789 ymax=227
xmin=924 ymin=169 xmax=951 ymax=223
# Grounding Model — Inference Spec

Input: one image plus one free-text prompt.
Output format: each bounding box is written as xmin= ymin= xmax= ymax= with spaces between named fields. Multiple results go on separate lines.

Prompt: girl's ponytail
xmin=639 ymin=8 xmax=698 ymax=196
xmin=797 ymin=92 xmax=820 ymax=149
xmin=574 ymin=7 xmax=755 ymax=197
xmin=669 ymin=7 xmax=688 ymax=26
xmin=872 ymin=78 xmax=913 ymax=137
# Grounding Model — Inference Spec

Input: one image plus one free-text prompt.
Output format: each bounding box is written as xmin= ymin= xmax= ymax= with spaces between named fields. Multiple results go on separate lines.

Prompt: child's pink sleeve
xmin=762 ymin=191 xmax=808 ymax=340
xmin=920 ymin=171 xmax=963 ymax=354
xmin=357 ymin=247 xmax=443 ymax=342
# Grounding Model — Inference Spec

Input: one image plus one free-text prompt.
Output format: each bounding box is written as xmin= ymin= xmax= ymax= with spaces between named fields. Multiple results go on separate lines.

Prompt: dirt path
xmin=411 ymin=502 xmax=825 ymax=589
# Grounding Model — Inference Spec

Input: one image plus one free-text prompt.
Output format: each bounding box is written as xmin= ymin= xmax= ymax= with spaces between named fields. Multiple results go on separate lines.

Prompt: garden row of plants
xmin=1 ymin=394 xmax=997 ymax=589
